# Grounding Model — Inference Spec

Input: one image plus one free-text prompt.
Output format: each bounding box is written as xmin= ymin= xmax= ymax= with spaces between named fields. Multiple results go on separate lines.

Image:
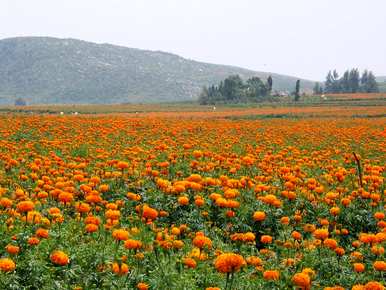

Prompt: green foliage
xmin=199 ymin=75 xmax=274 ymax=104
xmin=325 ymin=68 xmax=379 ymax=93
xmin=312 ymin=82 xmax=323 ymax=95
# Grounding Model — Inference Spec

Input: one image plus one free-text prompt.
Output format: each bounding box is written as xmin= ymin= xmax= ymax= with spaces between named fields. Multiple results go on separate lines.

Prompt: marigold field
xmin=0 ymin=110 xmax=385 ymax=290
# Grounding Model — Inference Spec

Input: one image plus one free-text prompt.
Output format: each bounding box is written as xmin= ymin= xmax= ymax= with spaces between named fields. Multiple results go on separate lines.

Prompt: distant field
xmin=1 ymin=101 xmax=385 ymax=119
xmin=324 ymin=93 xmax=386 ymax=100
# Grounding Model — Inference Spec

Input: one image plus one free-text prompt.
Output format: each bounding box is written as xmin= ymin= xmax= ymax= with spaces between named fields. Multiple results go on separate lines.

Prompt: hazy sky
xmin=1 ymin=0 xmax=385 ymax=80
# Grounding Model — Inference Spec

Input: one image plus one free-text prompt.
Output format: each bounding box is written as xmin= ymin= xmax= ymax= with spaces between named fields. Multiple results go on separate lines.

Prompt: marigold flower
xmin=50 ymin=250 xmax=70 ymax=266
xmin=292 ymin=272 xmax=311 ymax=288
xmin=36 ymin=228 xmax=49 ymax=239
xmin=28 ymin=237 xmax=40 ymax=246
xmin=214 ymin=253 xmax=246 ymax=273
xmin=112 ymin=262 xmax=129 ymax=275
xmin=183 ymin=257 xmax=197 ymax=268
xmin=137 ymin=282 xmax=149 ymax=290
xmin=263 ymin=270 xmax=280 ymax=280
xmin=193 ymin=234 xmax=212 ymax=249
xmin=253 ymin=211 xmax=266 ymax=221
xmin=353 ymin=263 xmax=365 ymax=272
xmin=124 ymin=239 xmax=142 ymax=250
xmin=85 ymin=223 xmax=99 ymax=233
xmin=16 ymin=200 xmax=34 ymax=213
xmin=374 ymin=212 xmax=385 ymax=220
xmin=178 ymin=196 xmax=189 ymax=206
xmin=142 ymin=205 xmax=158 ymax=220
xmin=292 ymin=231 xmax=302 ymax=240
xmin=313 ymin=228 xmax=329 ymax=240
xmin=0 ymin=258 xmax=16 ymax=272
xmin=373 ymin=261 xmax=386 ymax=271
xmin=112 ymin=229 xmax=129 ymax=241
xmin=260 ymin=235 xmax=273 ymax=244
xmin=364 ymin=281 xmax=384 ymax=290
xmin=5 ymin=244 xmax=20 ymax=255
xmin=323 ymin=238 xmax=338 ymax=249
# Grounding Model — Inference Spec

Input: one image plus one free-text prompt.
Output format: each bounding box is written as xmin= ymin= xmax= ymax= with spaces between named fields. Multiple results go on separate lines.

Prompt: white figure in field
xmin=60 ymin=112 xmax=64 ymax=115
xmin=213 ymin=106 xmax=216 ymax=111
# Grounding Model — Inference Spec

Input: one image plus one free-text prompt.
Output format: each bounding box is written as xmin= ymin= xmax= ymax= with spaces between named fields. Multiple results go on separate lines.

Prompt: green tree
xmin=294 ymin=80 xmax=301 ymax=101
xmin=221 ymin=75 xmax=244 ymax=102
xmin=246 ymin=77 xmax=268 ymax=101
xmin=349 ymin=68 xmax=360 ymax=93
xmin=367 ymin=71 xmax=379 ymax=93
xmin=267 ymin=76 xmax=273 ymax=93
xmin=360 ymin=70 xmax=369 ymax=92
xmin=313 ymin=82 xmax=322 ymax=95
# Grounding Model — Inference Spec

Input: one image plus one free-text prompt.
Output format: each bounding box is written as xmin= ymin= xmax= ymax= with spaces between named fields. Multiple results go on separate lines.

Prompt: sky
xmin=1 ymin=0 xmax=385 ymax=81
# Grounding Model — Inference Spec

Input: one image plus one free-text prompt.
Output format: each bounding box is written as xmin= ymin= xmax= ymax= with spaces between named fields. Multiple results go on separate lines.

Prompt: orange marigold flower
xmin=260 ymin=235 xmax=273 ymax=244
xmin=292 ymin=231 xmax=302 ymax=240
xmin=58 ymin=192 xmax=73 ymax=203
xmin=112 ymin=262 xmax=129 ymax=275
xmin=193 ymin=234 xmax=212 ymax=249
xmin=137 ymin=282 xmax=149 ymax=290
xmin=353 ymin=263 xmax=365 ymax=273
xmin=50 ymin=250 xmax=70 ymax=266
xmin=373 ymin=261 xmax=386 ymax=271
xmin=16 ymin=200 xmax=34 ymax=213
xmin=292 ymin=272 xmax=311 ymax=288
xmin=112 ymin=229 xmax=129 ymax=241
xmin=253 ymin=211 xmax=266 ymax=222
xmin=183 ymin=257 xmax=197 ymax=269
xmin=178 ymin=196 xmax=189 ymax=206
xmin=313 ymin=228 xmax=329 ymax=240
xmin=214 ymin=253 xmax=246 ymax=273
xmin=365 ymin=282 xmax=384 ymax=290
xmin=323 ymin=238 xmax=338 ymax=250
xmin=28 ymin=237 xmax=40 ymax=246
xmin=142 ymin=205 xmax=158 ymax=220
xmin=85 ymin=223 xmax=99 ymax=233
xmin=36 ymin=228 xmax=49 ymax=239
xmin=374 ymin=212 xmax=385 ymax=220
xmin=0 ymin=197 xmax=13 ymax=208
xmin=5 ymin=244 xmax=20 ymax=255
xmin=0 ymin=258 xmax=16 ymax=272
xmin=124 ymin=239 xmax=142 ymax=250
xmin=263 ymin=270 xmax=280 ymax=280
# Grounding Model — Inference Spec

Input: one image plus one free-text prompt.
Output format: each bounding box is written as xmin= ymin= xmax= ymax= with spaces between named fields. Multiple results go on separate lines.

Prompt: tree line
xmin=199 ymin=75 xmax=275 ymax=105
xmin=314 ymin=69 xmax=378 ymax=94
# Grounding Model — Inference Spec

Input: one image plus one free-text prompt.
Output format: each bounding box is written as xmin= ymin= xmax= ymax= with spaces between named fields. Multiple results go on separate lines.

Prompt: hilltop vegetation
xmin=0 ymin=37 xmax=314 ymax=105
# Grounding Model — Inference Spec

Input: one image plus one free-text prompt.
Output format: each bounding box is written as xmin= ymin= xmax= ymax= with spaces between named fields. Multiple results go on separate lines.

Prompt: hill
xmin=0 ymin=37 xmax=315 ymax=104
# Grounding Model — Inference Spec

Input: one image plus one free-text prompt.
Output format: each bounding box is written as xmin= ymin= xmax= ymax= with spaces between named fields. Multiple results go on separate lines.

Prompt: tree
xmin=349 ymin=68 xmax=360 ymax=93
xmin=313 ymin=82 xmax=322 ymax=95
xmin=198 ymin=86 xmax=210 ymax=105
xmin=221 ymin=75 xmax=244 ymax=102
xmin=366 ymin=71 xmax=379 ymax=93
xmin=325 ymin=71 xmax=334 ymax=93
xmin=341 ymin=70 xmax=350 ymax=93
xmin=15 ymin=98 xmax=27 ymax=106
xmin=360 ymin=70 xmax=369 ymax=92
xmin=294 ymin=80 xmax=301 ymax=101
xmin=267 ymin=76 xmax=273 ymax=93
xmin=198 ymin=74 xmax=273 ymax=104
xmin=332 ymin=70 xmax=340 ymax=92
xmin=246 ymin=77 xmax=268 ymax=101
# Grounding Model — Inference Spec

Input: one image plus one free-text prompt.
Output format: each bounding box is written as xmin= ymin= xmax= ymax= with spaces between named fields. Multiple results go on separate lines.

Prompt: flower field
xmin=0 ymin=113 xmax=385 ymax=289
